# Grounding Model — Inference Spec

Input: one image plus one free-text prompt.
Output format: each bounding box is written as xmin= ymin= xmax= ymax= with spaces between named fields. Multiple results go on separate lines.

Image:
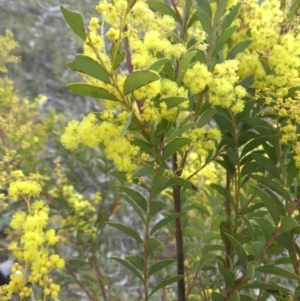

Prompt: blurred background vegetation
xmin=0 ymin=0 xmax=98 ymax=115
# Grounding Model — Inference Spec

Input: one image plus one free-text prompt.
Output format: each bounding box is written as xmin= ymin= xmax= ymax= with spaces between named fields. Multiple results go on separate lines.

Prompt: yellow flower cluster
xmin=183 ymin=62 xmax=212 ymax=94
xmin=0 ymin=30 xmax=20 ymax=73
xmin=208 ymin=60 xmax=246 ymax=113
xmin=0 ymin=181 xmax=64 ymax=301
xmin=232 ymin=0 xmax=283 ymax=52
xmin=188 ymin=128 xmax=221 ymax=158
xmin=60 ymin=185 xmax=98 ymax=237
xmin=61 ymin=113 xmax=144 ymax=180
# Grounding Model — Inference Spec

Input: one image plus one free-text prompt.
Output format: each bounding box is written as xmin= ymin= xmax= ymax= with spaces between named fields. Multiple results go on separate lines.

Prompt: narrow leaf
xmin=213 ymin=0 xmax=228 ymax=26
xmin=217 ymin=260 xmax=235 ymax=287
xmin=150 ymin=212 xmax=185 ymax=235
xmin=227 ymin=40 xmax=252 ymax=60
xmin=150 ymin=201 xmax=167 ymax=216
xmin=251 ymin=153 xmax=281 ymax=179
xmin=251 ymin=175 xmax=291 ymax=201
xmin=107 ymin=222 xmax=142 ymax=243
xmin=210 ymin=183 xmax=234 ymax=204
xmin=149 ymin=275 xmax=184 ymax=297
xmin=113 ymin=50 xmax=126 ymax=70
xmin=279 ymin=216 xmax=299 ymax=234
xmin=158 ymin=97 xmax=188 ymax=109
xmin=152 ymin=174 xmax=170 ymax=197
xmin=146 ymin=0 xmax=181 ymax=22
xmin=110 ymin=257 xmax=143 ymax=282
xmin=241 ymin=282 xmax=290 ymax=295
xmin=166 ymin=123 xmax=195 ymax=141
xmin=125 ymin=255 xmax=144 ymax=271
xmin=147 ymin=237 xmax=164 ymax=252
xmin=194 ymin=10 xmax=212 ymax=36
xmin=65 ymin=83 xmax=119 ymax=101
xmin=149 ymin=58 xmax=169 ymax=71
xmin=124 ymin=71 xmax=160 ymax=95
xmin=149 ymin=259 xmax=176 ymax=276
xmin=66 ymin=55 xmax=111 ymax=84
xmin=195 ymin=0 xmax=212 ymax=18
xmin=177 ymin=51 xmax=197 ymax=84
xmin=161 ymin=138 xmax=191 ymax=161
xmin=256 ymin=265 xmax=300 ymax=281
xmin=60 ymin=6 xmax=86 ymax=41
xmin=225 ymin=233 xmax=248 ymax=268
xmin=221 ymin=3 xmax=241 ymax=30
xmin=211 ymin=26 xmax=238 ymax=58
xmin=249 ymin=184 xmax=279 ymax=223
xmin=197 ymin=108 xmax=216 ymax=128
xmin=118 ymin=186 xmax=147 ymax=212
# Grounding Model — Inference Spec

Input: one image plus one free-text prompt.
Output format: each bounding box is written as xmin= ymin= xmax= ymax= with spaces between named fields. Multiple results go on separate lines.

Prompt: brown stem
xmin=172 ymin=151 xmax=185 ymax=301
xmin=65 ymin=263 xmax=99 ymax=301
xmin=225 ymin=172 xmax=231 ymax=269
xmin=89 ymin=257 xmax=109 ymax=301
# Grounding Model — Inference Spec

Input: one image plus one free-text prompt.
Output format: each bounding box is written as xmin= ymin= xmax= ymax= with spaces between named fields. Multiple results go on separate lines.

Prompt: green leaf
xmin=152 ymin=174 xmax=170 ymax=197
xmin=118 ymin=186 xmax=147 ymax=212
xmin=60 ymin=6 xmax=86 ymax=41
xmin=195 ymin=0 xmax=211 ymax=18
xmin=229 ymin=290 xmax=240 ymax=301
xmin=149 ymin=275 xmax=184 ymax=297
xmin=239 ymin=75 xmax=254 ymax=89
xmin=161 ymin=138 xmax=191 ymax=161
xmin=192 ymin=202 xmax=210 ymax=216
xmin=249 ymin=184 xmax=279 ymax=223
xmin=210 ymin=183 xmax=234 ymax=204
xmin=241 ymin=282 xmax=290 ymax=295
xmin=164 ymin=177 xmax=195 ymax=190
xmin=110 ymin=257 xmax=143 ymax=282
xmin=213 ymin=0 xmax=228 ymax=26
xmin=240 ymin=216 xmax=256 ymax=241
xmin=149 ymin=259 xmax=176 ymax=276
xmin=122 ymin=194 xmax=146 ymax=224
xmin=107 ymin=222 xmax=142 ymax=243
xmin=227 ymin=40 xmax=252 ymax=59
xmin=149 ymin=58 xmax=169 ymax=72
xmin=166 ymin=123 xmax=195 ymax=141
xmin=251 ymin=175 xmax=291 ymax=201
xmin=217 ymin=260 xmax=235 ymax=288
xmin=123 ymin=70 xmax=160 ymax=95
xmin=131 ymin=138 xmax=154 ymax=157
xmin=146 ymin=237 xmax=164 ymax=252
xmin=176 ymin=51 xmax=197 ymax=84
xmin=287 ymin=0 xmax=300 ymax=20
xmin=150 ymin=212 xmax=185 ymax=235
xmin=158 ymin=97 xmax=188 ymax=109
xmin=113 ymin=50 xmax=126 ymax=70
xmin=255 ymin=218 xmax=275 ymax=241
xmin=183 ymin=228 xmax=203 ymax=237
xmin=225 ymin=234 xmax=248 ymax=268
xmin=279 ymin=216 xmax=299 ymax=234
xmin=256 ymin=265 xmax=300 ymax=281
xmin=212 ymin=292 xmax=225 ymax=301
xmin=150 ymin=201 xmax=167 ymax=216
xmin=133 ymin=166 xmax=153 ymax=178
xmin=146 ymin=0 xmax=181 ymax=22
xmin=65 ymin=83 xmax=119 ymax=101
xmin=197 ymin=108 xmax=216 ymax=128
xmin=125 ymin=255 xmax=144 ymax=271
xmin=244 ymin=263 xmax=255 ymax=280
xmin=194 ymin=10 xmax=212 ymax=36
xmin=211 ymin=26 xmax=238 ymax=58
xmin=66 ymin=55 xmax=111 ymax=84
xmin=241 ymin=136 xmax=269 ymax=157
xmin=121 ymin=110 xmax=133 ymax=135
xmin=221 ymin=2 xmax=241 ymax=30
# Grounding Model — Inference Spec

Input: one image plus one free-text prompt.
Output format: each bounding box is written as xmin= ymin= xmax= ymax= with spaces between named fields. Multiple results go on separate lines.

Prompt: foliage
xmin=2 ymin=0 xmax=300 ymax=301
